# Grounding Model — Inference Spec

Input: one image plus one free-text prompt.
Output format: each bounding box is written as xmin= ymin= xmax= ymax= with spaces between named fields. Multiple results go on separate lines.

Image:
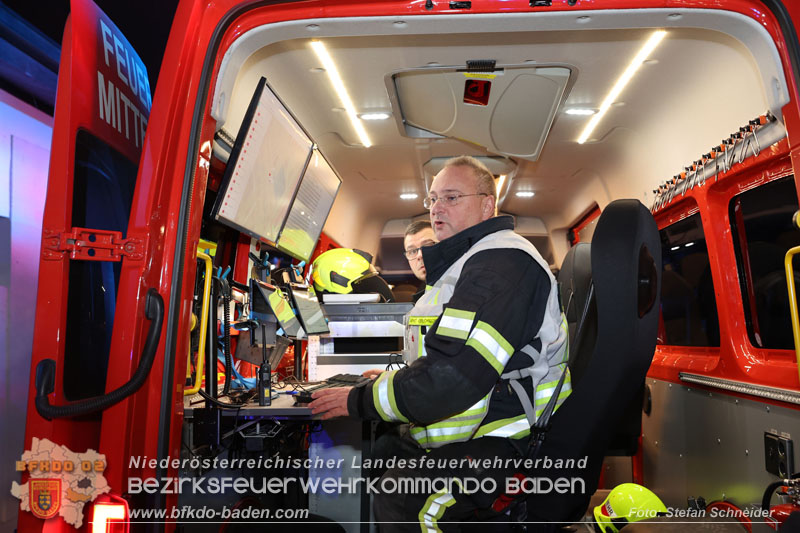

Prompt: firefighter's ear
xmin=481 ymin=194 xmax=496 ymax=219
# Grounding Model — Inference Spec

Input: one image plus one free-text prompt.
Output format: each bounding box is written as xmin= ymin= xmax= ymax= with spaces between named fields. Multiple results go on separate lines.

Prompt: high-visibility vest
xmin=373 ymin=229 xmax=571 ymax=448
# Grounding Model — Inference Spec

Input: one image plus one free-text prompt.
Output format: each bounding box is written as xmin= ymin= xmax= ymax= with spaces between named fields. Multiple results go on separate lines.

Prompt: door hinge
xmin=42 ymin=227 xmax=147 ymax=261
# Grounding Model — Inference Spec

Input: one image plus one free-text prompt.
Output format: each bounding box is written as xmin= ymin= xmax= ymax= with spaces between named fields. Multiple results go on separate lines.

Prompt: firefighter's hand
xmin=310 ymin=387 xmax=353 ymax=419
xmin=362 ymin=368 xmax=384 ymax=379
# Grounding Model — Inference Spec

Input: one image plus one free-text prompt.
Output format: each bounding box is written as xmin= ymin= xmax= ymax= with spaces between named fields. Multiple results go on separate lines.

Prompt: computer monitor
xmin=288 ymin=285 xmax=330 ymax=335
xmin=212 ymin=77 xmax=313 ymax=244
xmin=276 ymin=149 xmax=342 ymax=262
xmin=250 ymin=279 xmax=304 ymax=338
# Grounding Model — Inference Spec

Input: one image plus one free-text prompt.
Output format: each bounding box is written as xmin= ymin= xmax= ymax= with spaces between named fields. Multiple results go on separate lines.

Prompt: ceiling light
xmin=577 ymin=30 xmax=666 ymax=144
xmin=359 ymin=113 xmax=391 ymax=121
xmin=565 ymin=108 xmax=596 ymax=116
xmin=515 ymin=191 xmax=535 ymax=198
xmin=400 ymin=193 xmax=418 ymax=200
xmin=310 ymin=40 xmax=372 ymax=147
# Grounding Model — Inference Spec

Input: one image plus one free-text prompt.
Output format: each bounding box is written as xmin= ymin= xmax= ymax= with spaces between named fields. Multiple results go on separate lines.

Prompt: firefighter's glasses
xmin=422 ymin=193 xmax=488 ymax=209
xmin=404 ymin=242 xmax=435 ymax=260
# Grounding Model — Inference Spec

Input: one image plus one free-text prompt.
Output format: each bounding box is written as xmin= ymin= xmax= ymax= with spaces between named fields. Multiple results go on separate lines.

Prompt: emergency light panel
xmin=463 ymin=79 xmax=491 ymax=106
xmin=212 ymin=77 xmax=313 ymax=243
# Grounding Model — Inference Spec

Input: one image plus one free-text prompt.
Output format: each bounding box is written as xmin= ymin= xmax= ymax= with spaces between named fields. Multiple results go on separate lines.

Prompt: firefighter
xmin=403 ymin=219 xmax=437 ymax=285
xmin=311 ymin=155 xmax=570 ymax=530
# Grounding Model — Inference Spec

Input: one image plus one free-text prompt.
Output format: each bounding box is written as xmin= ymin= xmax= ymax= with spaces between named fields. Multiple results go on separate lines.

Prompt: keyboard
xmin=327 ymin=373 xmax=370 ymax=385
xmin=293 ymin=374 xmax=369 ymax=403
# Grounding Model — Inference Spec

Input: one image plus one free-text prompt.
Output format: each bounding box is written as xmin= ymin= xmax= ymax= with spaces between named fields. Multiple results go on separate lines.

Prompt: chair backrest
xmin=557 ymin=242 xmax=595 ymax=387
xmin=525 ymin=199 xmax=661 ymax=525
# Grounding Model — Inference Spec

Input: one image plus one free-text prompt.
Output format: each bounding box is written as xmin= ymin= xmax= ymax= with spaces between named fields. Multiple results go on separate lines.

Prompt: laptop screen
xmin=251 ymin=280 xmax=304 ymax=338
xmin=288 ymin=285 xmax=329 ymax=335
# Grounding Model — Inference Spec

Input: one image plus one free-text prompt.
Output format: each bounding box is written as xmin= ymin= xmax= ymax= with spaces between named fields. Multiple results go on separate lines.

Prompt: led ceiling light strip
xmin=577 ymin=30 xmax=666 ymax=144
xmin=310 ymin=40 xmax=372 ymax=148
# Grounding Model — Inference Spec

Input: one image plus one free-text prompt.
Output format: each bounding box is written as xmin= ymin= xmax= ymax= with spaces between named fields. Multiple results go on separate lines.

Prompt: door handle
xmin=34 ymin=288 xmax=164 ymax=420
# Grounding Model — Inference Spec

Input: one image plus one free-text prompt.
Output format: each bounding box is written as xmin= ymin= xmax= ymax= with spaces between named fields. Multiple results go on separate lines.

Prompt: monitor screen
xmin=251 ymin=280 xmax=304 ymax=338
xmin=288 ymin=285 xmax=329 ymax=335
xmin=276 ymin=149 xmax=342 ymax=262
xmin=212 ymin=77 xmax=313 ymax=243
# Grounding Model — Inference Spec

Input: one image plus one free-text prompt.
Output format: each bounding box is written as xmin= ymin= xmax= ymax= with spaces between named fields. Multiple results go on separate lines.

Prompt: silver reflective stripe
xmin=410 ymin=395 xmax=490 ymax=446
xmin=466 ymin=323 xmax=512 ymax=374
xmin=482 ymin=417 xmax=530 ymax=438
xmin=373 ymin=371 xmax=408 ymax=422
xmin=419 ymin=489 xmax=457 ymax=532
xmin=416 ymin=426 xmax=475 ymax=437
xmin=437 ymin=315 xmax=473 ymax=339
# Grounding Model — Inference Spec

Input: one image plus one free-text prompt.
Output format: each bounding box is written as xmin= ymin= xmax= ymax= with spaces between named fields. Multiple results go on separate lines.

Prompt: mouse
xmin=294 ymin=391 xmax=314 ymax=404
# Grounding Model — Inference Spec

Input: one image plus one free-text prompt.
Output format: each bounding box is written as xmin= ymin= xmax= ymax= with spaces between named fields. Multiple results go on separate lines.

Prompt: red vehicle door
xmin=16 ymin=0 xmax=159 ymax=530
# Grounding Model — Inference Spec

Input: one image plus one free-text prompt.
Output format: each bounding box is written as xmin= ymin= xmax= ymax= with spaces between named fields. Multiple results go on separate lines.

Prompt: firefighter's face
xmin=428 ymin=165 xmax=495 ymax=240
xmin=404 ymin=227 xmax=437 ymax=281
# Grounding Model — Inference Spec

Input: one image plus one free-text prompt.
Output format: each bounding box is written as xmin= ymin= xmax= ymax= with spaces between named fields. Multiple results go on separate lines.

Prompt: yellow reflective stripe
xmin=465 ymin=321 xmax=513 ymax=375
xmin=534 ymin=388 xmax=571 ymax=417
xmin=535 ymin=380 xmax=572 ymax=407
xmin=372 ymin=371 xmax=409 ymax=423
xmin=436 ymin=308 xmax=475 ymax=340
xmin=475 ymin=371 xmax=573 ymax=439
xmin=431 ymin=288 xmax=441 ymax=305
xmin=442 ymin=308 xmax=476 ymax=320
xmin=419 ymin=488 xmax=458 ymax=533
xmin=409 ymin=414 xmax=485 ymax=433
xmin=410 ymin=316 xmax=437 ymax=326
xmin=412 ymin=393 xmax=491 ymax=431
xmin=409 ymin=316 xmax=438 ymax=326
xmin=410 ymin=395 xmax=489 ymax=445
xmin=411 ymin=423 xmax=476 ymax=435
xmin=476 ymin=415 xmax=531 ymax=439
xmin=534 ymin=369 xmax=572 ymax=406
xmin=414 ymin=429 xmax=476 ymax=445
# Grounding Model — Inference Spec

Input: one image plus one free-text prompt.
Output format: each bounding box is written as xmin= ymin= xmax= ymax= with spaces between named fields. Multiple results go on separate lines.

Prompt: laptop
xmin=287 ymin=284 xmax=330 ymax=335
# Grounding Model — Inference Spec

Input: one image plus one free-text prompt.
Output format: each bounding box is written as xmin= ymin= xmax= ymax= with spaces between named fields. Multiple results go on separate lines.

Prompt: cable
xmin=217 ymin=350 xmax=257 ymax=389
xmin=385 ymin=352 xmax=407 ymax=371
xmin=221 ymin=278 xmax=233 ymax=395
xmin=197 ymin=389 xmax=247 ymax=409
xmin=762 ymin=473 xmax=800 ymax=511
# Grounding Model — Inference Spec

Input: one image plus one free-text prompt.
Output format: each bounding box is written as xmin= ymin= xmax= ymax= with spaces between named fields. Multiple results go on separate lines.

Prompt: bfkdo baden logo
xmin=11 ymin=438 xmax=109 ymax=528
xmin=30 ymin=479 xmax=61 ymax=519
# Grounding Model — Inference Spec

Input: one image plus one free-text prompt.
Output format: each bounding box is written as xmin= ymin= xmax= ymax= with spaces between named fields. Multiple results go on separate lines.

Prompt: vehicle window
xmin=659 ymin=213 xmax=720 ymax=346
xmin=569 ymin=205 xmax=600 ymax=245
xmin=63 ymin=130 xmax=137 ymax=401
xmin=730 ymin=176 xmax=800 ymax=349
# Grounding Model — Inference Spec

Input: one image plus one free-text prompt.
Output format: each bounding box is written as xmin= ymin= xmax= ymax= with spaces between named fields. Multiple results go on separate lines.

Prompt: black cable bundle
xmin=220 ymin=278 xmax=233 ymax=395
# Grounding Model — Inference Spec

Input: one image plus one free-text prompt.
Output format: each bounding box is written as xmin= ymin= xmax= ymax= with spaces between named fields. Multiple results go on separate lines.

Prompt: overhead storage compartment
xmin=392 ymin=64 xmax=572 ymax=160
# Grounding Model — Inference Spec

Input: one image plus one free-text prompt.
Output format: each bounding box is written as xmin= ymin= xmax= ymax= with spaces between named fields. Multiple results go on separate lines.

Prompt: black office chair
xmin=522 ymin=199 xmax=661 ymax=529
xmin=558 ymin=241 xmax=595 ymax=388
xmin=558 ymin=243 xmax=644 ymax=457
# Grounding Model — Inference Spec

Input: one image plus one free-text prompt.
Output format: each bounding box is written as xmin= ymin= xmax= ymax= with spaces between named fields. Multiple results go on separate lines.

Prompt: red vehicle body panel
xmin=650 ymin=140 xmax=800 ymax=395
xmin=20 ymin=0 xmax=152 ymax=529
